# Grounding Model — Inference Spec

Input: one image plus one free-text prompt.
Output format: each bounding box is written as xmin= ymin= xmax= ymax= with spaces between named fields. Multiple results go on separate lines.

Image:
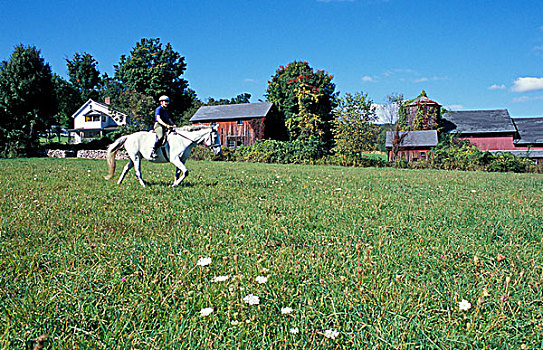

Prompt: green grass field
xmin=1 ymin=158 xmax=542 ymax=349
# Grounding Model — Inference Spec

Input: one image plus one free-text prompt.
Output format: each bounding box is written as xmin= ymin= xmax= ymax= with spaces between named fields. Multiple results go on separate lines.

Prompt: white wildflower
xmin=459 ymin=299 xmax=472 ymax=311
xmin=231 ymin=320 xmax=240 ymax=325
xmin=256 ymin=276 xmax=268 ymax=284
xmin=243 ymin=294 xmax=260 ymax=305
xmin=196 ymin=257 xmax=212 ymax=266
xmin=324 ymin=329 xmax=340 ymax=339
xmin=211 ymin=275 xmax=229 ymax=283
xmin=199 ymin=307 xmax=213 ymax=317
xmin=289 ymin=327 xmax=299 ymax=334
xmin=281 ymin=307 xmax=293 ymax=315
xmin=261 ymin=268 xmax=270 ymax=273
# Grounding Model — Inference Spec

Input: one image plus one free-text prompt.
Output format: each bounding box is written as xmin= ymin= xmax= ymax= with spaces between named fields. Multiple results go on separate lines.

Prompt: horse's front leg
xmin=171 ymin=157 xmax=188 ymax=187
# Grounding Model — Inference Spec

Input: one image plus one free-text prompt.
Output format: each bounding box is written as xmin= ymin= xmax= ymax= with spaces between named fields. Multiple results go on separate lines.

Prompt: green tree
xmin=114 ymin=38 xmax=195 ymax=122
xmin=206 ymin=93 xmax=251 ymax=105
xmin=52 ymin=74 xmax=80 ymax=129
xmin=66 ymin=52 xmax=101 ymax=102
xmin=265 ymin=61 xmax=337 ymax=145
xmin=0 ymin=45 xmax=57 ymax=156
xmin=332 ymin=92 xmax=378 ymax=156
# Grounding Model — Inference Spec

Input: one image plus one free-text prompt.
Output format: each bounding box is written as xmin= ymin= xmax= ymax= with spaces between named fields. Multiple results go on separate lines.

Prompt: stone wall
xmin=47 ymin=149 xmax=129 ymax=160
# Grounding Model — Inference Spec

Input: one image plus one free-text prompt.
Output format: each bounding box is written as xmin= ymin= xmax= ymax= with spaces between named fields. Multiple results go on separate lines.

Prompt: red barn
xmin=443 ymin=110 xmax=543 ymax=163
xmin=385 ymin=130 xmax=438 ymax=162
xmin=190 ymin=102 xmax=281 ymax=148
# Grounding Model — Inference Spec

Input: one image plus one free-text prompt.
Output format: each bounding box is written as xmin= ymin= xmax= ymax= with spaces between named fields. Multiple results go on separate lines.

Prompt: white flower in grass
xmin=281 ymin=307 xmax=293 ymax=315
xmin=196 ymin=257 xmax=212 ymax=266
xmin=324 ymin=329 xmax=340 ymax=339
xmin=243 ymin=294 xmax=260 ymax=305
xmin=231 ymin=320 xmax=240 ymax=325
xmin=211 ymin=275 xmax=229 ymax=282
xmin=256 ymin=276 xmax=268 ymax=284
xmin=289 ymin=327 xmax=299 ymax=334
xmin=459 ymin=299 xmax=472 ymax=311
xmin=199 ymin=307 xmax=214 ymax=317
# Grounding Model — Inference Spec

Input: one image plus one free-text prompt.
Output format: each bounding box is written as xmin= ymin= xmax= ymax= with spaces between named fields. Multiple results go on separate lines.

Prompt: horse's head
xmin=203 ymin=125 xmax=222 ymax=156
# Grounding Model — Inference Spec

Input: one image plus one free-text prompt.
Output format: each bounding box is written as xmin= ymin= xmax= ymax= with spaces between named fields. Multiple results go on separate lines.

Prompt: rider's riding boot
xmin=150 ymin=139 xmax=161 ymax=159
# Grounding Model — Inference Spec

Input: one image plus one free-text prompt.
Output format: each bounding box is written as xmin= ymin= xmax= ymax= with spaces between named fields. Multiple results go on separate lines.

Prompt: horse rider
xmin=151 ymin=95 xmax=176 ymax=159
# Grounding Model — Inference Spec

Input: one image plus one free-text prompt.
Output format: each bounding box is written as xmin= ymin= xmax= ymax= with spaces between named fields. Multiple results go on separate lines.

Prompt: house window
xmin=85 ymin=115 xmax=101 ymax=122
xmin=102 ymin=116 xmax=107 ymax=122
xmin=237 ymin=119 xmax=243 ymax=125
xmin=420 ymin=151 xmax=427 ymax=161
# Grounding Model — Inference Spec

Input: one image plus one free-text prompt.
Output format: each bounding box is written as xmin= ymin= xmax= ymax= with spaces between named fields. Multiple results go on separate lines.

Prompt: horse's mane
xmin=177 ymin=124 xmax=211 ymax=132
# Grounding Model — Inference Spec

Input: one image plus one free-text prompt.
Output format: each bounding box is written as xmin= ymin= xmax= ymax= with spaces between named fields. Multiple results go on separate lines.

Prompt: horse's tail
xmin=104 ymin=135 xmax=128 ymax=180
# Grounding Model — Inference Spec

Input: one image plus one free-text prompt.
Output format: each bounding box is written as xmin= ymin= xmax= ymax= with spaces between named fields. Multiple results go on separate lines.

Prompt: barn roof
xmin=442 ymin=109 xmax=516 ymax=134
xmin=490 ymin=150 xmax=543 ymax=158
xmin=512 ymin=117 xmax=543 ymax=145
xmin=385 ymin=130 xmax=438 ymax=148
xmin=190 ymin=102 xmax=274 ymax=122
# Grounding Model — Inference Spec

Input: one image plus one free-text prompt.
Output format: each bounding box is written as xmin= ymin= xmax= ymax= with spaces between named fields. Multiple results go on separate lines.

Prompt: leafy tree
xmin=114 ymin=38 xmax=195 ymax=122
xmin=66 ymin=52 xmax=101 ymax=102
xmin=266 ymin=61 xmax=337 ymax=145
xmin=52 ymin=74 xmax=80 ymax=128
xmin=332 ymin=92 xmax=378 ymax=155
xmin=0 ymin=45 xmax=57 ymax=156
xmin=206 ymin=93 xmax=251 ymax=106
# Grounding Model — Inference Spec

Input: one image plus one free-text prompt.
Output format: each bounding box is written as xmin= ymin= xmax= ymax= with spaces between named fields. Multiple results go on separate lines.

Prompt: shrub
xmin=234 ymin=137 xmax=328 ymax=164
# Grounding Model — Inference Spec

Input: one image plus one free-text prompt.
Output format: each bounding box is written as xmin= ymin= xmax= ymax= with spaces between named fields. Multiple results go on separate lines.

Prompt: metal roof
xmin=490 ymin=150 xmax=543 ymax=158
xmin=442 ymin=109 xmax=516 ymax=134
xmin=385 ymin=130 xmax=438 ymax=148
xmin=190 ymin=102 xmax=273 ymax=122
xmin=512 ymin=117 xmax=543 ymax=145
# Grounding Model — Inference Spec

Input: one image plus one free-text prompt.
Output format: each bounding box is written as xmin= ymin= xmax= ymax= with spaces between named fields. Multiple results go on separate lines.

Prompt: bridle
xmin=171 ymin=128 xmax=220 ymax=150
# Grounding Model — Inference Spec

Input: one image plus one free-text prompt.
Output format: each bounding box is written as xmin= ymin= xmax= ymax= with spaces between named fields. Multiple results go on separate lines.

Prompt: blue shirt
xmin=155 ymin=106 xmax=173 ymax=125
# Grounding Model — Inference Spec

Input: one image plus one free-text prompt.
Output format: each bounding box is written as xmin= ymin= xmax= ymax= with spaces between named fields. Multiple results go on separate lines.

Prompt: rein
xmin=171 ymin=129 xmax=215 ymax=148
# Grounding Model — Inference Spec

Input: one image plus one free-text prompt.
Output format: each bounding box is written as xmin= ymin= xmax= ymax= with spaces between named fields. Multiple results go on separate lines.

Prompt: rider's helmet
xmin=159 ymin=95 xmax=170 ymax=102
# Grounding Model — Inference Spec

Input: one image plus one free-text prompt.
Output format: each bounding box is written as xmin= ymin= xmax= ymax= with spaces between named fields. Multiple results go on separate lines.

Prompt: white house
xmin=70 ymin=99 xmax=128 ymax=143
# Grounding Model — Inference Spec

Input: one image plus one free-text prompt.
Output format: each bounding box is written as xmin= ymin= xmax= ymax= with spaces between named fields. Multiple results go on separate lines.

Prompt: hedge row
xmin=192 ymin=139 xmax=542 ymax=174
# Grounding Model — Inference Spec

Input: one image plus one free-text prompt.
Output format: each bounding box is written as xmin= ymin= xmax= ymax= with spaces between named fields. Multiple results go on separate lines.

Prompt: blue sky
xmin=1 ymin=0 xmax=543 ymax=117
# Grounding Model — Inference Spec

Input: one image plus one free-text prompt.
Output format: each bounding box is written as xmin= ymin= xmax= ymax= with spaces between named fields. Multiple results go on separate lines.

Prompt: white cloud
xmin=361 ymin=75 xmax=375 ymax=82
xmin=444 ymin=104 xmax=464 ymax=110
xmin=244 ymin=78 xmax=257 ymax=83
xmin=512 ymin=95 xmax=543 ymax=103
xmin=414 ymin=76 xmax=448 ymax=83
xmin=373 ymin=103 xmax=400 ymax=124
xmin=488 ymin=84 xmax=506 ymax=90
xmin=511 ymin=77 xmax=543 ymax=92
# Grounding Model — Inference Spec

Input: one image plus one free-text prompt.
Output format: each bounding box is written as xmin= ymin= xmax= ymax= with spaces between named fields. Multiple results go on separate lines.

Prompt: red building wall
xmin=194 ymin=118 xmax=265 ymax=148
xmin=462 ymin=134 xmax=543 ymax=151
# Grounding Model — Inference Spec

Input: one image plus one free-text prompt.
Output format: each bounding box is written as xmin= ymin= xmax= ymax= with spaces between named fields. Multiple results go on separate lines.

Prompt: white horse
xmin=104 ymin=125 xmax=221 ymax=187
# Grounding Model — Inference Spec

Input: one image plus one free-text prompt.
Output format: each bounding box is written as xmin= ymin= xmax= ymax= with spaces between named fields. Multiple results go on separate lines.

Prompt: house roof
xmin=407 ymin=95 xmax=440 ymax=106
xmin=385 ymin=130 xmax=439 ymax=148
xmin=512 ymin=117 xmax=543 ymax=145
xmin=190 ymin=102 xmax=273 ymax=122
xmin=442 ymin=109 xmax=516 ymax=134
xmin=71 ymin=99 xmax=127 ymax=125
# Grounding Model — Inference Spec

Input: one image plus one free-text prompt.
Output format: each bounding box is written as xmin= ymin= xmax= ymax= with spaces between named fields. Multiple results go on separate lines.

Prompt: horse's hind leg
xmin=118 ymin=159 xmax=134 ymax=184
xmin=133 ymin=155 xmax=146 ymax=187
